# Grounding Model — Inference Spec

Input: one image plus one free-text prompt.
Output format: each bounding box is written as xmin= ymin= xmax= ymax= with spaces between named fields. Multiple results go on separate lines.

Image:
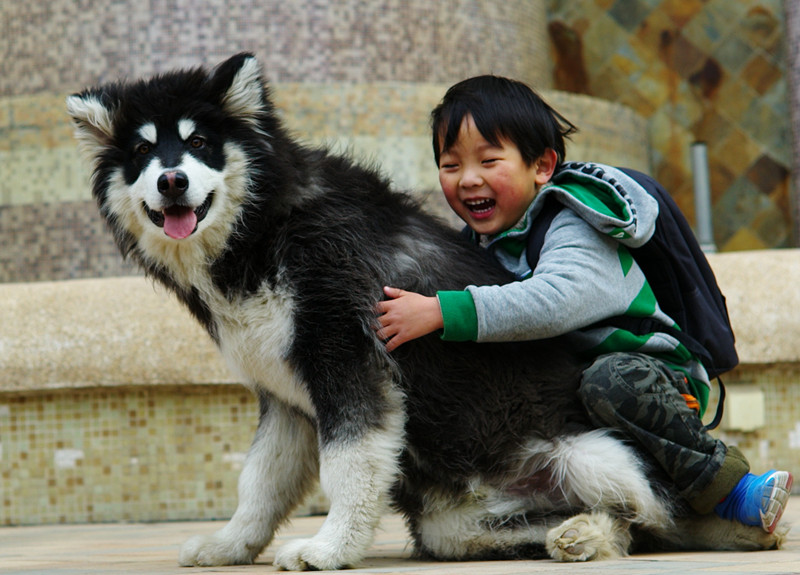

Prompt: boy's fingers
xmin=383 ymin=285 xmax=404 ymax=299
xmin=384 ymin=333 xmax=405 ymax=352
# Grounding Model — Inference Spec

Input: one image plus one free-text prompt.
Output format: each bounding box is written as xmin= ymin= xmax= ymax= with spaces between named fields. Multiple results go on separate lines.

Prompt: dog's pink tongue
xmin=163 ymin=207 xmax=197 ymax=239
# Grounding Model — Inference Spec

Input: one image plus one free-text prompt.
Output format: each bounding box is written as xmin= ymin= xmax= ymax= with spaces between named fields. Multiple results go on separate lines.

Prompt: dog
xmin=66 ymin=53 xmax=784 ymax=570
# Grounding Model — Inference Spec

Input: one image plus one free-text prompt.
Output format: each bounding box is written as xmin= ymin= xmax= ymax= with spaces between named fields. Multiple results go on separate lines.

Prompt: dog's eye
xmin=189 ymin=136 xmax=206 ymax=149
xmin=136 ymin=142 xmax=151 ymax=155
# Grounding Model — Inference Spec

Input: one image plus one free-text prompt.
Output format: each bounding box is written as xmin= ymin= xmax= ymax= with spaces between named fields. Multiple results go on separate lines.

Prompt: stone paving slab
xmin=2 ymin=501 xmax=800 ymax=574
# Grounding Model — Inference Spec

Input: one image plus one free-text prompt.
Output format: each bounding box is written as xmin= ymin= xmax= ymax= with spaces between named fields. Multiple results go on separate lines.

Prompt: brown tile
xmin=661 ymin=0 xmax=705 ymax=28
xmin=712 ymin=128 xmax=763 ymax=185
xmin=741 ymin=54 xmax=782 ymax=95
xmin=745 ymin=154 xmax=790 ymax=195
xmin=691 ymin=109 xmax=734 ymax=144
xmin=668 ymin=33 xmax=708 ymax=79
xmin=549 ymin=21 xmax=591 ymax=94
xmin=688 ymin=57 xmax=725 ymax=99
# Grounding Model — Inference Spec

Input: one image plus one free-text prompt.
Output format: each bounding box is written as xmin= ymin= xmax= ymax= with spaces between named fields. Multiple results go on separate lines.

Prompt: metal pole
xmin=691 ymin=141 xmax=717 ymax=253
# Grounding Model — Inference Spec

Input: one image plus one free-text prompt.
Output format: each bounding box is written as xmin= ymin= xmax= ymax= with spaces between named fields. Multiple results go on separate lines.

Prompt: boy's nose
xmin=460 ymin=167 xmax=483 ymax=188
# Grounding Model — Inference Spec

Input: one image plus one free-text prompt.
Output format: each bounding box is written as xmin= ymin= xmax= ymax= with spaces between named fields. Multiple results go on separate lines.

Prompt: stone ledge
xmin=706 ymin=249 xmax=800 ymax=365
xmin=0 ymin=276 xmax=234 ymax=392
xmin=1 ymin=249 xmax=798 ymax=393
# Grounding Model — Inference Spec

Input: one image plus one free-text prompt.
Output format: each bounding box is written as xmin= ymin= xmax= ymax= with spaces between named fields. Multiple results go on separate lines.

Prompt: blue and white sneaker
xmin=715 ymin=470 xmax=793 ymax=533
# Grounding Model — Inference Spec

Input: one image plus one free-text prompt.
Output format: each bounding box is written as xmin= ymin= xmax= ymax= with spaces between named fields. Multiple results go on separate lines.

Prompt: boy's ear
xmin=534 ymin=148 xmax=558 ymax=185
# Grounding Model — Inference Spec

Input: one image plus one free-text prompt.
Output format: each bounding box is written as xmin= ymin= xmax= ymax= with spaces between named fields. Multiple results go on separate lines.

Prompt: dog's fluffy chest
xmin=210 ymin=285 xmax=315 ymax=416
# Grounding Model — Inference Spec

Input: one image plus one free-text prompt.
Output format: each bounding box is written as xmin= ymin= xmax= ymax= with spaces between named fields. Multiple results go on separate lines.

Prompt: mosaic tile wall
xmin=1 ymin=374 xmax=797 ymax=526
xmin=0 ymin=386 xmax=256 ymax=525
xmin=713 ymin=366 xmax=800 ymax=478
xmin=0 ymin=203 xmax=138 ymax=283
xmin=0 ymin=385 xmax=327 ymax=526
xmin=0 ymin=0 xmax=551 ymax=97
xmin=547 ymin=0 xmax=791 ymax=250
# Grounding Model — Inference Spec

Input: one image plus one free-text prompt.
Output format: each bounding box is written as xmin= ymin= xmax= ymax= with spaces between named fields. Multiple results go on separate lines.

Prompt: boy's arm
xmin=468 ymin=209 xmax=640 ymax=342
xmin=377 ymin=211 xmax=640 ymax=348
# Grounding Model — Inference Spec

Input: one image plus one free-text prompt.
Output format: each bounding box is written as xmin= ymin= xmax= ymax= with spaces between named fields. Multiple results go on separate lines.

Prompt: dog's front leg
xmin=179 ymin=394 xmax=318 ymax=566
xmin=273 ymin=388 xmax=405 ymax=571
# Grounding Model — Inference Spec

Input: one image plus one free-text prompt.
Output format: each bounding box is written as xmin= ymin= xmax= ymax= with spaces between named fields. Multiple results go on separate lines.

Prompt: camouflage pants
xmin=579 ymin=352 xmax=749 ymax=514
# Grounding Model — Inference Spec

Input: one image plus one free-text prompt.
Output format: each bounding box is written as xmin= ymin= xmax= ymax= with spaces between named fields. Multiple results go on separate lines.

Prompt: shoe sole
xmin=761 ymin=471 xmax=794 ymax=533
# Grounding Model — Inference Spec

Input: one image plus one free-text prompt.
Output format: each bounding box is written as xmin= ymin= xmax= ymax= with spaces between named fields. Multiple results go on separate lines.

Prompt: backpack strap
xmin=525 ymin=196 xmax=564 ymax=272
xmin=704 ymin=378 xmax=726 ymax=431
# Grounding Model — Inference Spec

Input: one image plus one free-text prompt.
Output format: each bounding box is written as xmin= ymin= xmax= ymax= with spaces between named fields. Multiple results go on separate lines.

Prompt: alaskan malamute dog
xmin=67 ymin=54 xmax=783 ymax=570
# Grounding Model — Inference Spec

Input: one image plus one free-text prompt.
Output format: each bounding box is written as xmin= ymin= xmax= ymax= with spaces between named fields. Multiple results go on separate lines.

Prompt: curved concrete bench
xmin=1 ymin=276 xmax=234 ymax=392
xmin=2 ymin=250 xmax=799 ymax=392
xmin=707 ymin=250 xmax=800 ymax=365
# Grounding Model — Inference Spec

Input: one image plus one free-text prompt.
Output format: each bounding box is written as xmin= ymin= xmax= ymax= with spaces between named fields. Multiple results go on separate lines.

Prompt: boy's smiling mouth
xmin=465 ymin=198 xmax=496 ymax=215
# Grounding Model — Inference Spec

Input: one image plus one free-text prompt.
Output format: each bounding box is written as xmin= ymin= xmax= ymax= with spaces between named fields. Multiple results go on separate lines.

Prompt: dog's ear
xmin=211 ymin=53 xmax=269 ymax=128
xmin=66 ymin=92 xmax=117 ymax=165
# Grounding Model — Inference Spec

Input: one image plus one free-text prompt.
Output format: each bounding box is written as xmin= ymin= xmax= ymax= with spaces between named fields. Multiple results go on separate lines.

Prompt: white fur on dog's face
xmin=134 ymin=153 xmax=221 ymax=215
xmin=66 ymin=57 xmax=263 ymax=281
xmin=127 ymin=119 xmax=224 ymax=220
xmin=101 ymin=139 xmax=250 ymax=284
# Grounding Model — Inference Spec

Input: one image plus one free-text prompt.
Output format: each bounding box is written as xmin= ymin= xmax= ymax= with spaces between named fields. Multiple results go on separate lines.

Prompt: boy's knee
xmin=580 ymin=352 xmax=647 ymax=399
xmin=578 ymin=352 xmax=683 ymax=426
xmin=578 ymin=352 xmax=634 ymax=426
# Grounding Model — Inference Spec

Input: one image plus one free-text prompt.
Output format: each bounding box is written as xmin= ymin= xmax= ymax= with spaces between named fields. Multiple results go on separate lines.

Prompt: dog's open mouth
xmin=144 ymin=194 xmax=213 ymax=239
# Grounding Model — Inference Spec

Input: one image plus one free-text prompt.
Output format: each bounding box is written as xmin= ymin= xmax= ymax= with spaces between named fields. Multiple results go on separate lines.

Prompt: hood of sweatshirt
xmin=535 ymin=162 xmax=659 ymax=248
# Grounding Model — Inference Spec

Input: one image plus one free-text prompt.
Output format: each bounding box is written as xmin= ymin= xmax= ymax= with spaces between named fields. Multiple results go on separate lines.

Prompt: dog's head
xmin=67 ymin=53 xmax=272 ymax=255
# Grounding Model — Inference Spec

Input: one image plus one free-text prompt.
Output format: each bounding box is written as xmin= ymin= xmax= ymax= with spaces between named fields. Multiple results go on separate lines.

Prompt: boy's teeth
xmin=466 ymin=199 xmax=495 ymax=212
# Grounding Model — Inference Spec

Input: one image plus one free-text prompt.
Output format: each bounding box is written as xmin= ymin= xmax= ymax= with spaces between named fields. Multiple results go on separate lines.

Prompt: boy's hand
xmin=375 ymin=286 xmax=444 ymax=351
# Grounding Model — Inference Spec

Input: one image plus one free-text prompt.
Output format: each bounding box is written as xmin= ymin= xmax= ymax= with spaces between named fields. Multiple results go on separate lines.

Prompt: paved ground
xmin=2 ymin=500 xmax=800 ymax=574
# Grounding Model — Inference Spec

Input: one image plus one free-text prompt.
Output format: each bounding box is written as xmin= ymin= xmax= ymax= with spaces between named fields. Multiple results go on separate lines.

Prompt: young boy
xmin=375 ymin=75 xmax=793 ymax=532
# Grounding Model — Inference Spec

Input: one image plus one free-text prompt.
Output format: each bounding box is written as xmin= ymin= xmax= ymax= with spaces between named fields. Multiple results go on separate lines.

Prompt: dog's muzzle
xmin=143 ymin=170 xmax=213 ymax=239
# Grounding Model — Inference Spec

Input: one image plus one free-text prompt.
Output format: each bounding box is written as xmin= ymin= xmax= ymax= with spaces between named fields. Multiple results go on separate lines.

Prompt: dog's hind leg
xmin=179 ymin=394 xmax=319 ymax=566
xmin=413 ymin=489 xmax=563 ymax=560
xmin=273 ymin=387 xmax=406 ymax=571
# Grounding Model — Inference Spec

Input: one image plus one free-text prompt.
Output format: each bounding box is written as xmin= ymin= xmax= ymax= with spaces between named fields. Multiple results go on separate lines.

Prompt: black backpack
xmin=527 ymin=163 xmax=737 ymax=427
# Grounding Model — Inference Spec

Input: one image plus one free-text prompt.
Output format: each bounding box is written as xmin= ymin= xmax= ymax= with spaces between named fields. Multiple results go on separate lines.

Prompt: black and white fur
xmin=67 ymin=54 xmax=784 ymax=570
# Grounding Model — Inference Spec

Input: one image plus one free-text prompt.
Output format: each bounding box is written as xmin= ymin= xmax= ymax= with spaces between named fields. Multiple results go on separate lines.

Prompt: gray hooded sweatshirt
xmin=436 ymin=163 xmax=711 ymax=412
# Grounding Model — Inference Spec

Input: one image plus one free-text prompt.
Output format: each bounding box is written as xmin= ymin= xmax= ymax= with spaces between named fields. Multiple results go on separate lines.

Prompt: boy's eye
xmin=440 ymin=163 xmax=458 ymax=170
xmin=482 ymin=158 xmax=498 ymax=165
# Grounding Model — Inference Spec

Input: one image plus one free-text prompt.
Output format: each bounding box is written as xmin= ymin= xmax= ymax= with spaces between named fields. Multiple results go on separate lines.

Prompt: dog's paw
xmin=178 ymin=533 xmax=257 ymax=567
xmin=545 ymin=512 xmax=629 ymax=562
xmin=274 ymin=537 xmax=355 ymax=571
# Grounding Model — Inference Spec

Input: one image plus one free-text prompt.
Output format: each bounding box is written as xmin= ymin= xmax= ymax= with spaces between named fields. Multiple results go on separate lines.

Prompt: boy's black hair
xmin=431 ymin=75 xmax=578 ymax=168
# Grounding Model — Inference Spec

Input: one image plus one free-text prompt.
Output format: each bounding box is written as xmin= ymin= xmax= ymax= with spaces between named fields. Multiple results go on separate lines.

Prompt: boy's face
xmin=437 ymin=115 xmax=553 ymax=237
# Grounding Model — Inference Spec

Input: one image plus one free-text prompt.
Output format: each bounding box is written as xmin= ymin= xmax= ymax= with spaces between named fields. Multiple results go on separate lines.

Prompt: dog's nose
xmin=157 ymin=170 xmax=189 ymax=199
